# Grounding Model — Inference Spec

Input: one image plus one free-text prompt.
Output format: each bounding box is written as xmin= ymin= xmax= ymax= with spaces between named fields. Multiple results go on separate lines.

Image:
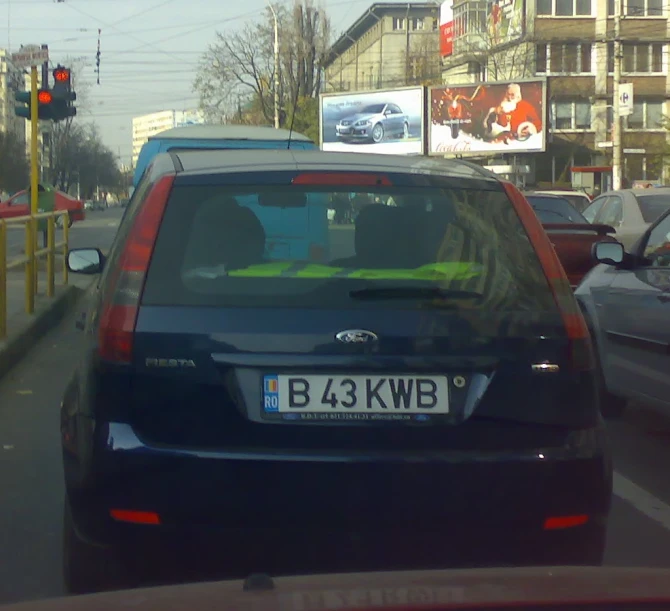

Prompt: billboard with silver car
xmin=320 ymin=87 xmax=424 ymax=155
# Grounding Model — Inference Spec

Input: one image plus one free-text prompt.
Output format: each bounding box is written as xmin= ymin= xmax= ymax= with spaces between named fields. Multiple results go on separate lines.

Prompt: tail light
xmin=98 ymin=174 xmax=175 ymax=364
xmin=501 ymin=181 xmax=594 ymax=371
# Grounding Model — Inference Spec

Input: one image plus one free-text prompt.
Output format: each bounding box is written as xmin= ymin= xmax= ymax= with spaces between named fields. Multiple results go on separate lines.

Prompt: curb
xmin=0 ymin=285 xmax=85 ymax=381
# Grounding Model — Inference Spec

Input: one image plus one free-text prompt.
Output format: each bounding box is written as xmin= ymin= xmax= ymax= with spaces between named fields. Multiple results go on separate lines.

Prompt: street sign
xmin=619 ymin=83 xmax=634 ymax=117
xmin=11 ymin=45 xmax=48 ymax=69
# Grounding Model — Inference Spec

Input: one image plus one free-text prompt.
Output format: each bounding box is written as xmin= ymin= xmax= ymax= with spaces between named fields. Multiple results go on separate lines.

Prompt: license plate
xmin=263 ymin=374 xmax=449 ymax=421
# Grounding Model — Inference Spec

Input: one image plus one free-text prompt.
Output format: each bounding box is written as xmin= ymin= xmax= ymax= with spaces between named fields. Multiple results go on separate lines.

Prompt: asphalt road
xmin=6 ymin=206 xmax=125 ymax=259
xmin=3 ymin=214 xmax=670 ymax=604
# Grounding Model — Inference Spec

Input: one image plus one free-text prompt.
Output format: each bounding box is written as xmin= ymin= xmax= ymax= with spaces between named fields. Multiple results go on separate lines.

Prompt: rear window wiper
xmin=349 ymin=287 xmax=483 ymax=301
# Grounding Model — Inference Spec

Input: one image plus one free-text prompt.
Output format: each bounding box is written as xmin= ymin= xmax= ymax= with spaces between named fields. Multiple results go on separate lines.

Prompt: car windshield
xmin=143 ymin=181 xmax=555 ymax=313
xmin=636 ymin=193 xmax=670 ymax=223
xmin=360 ymin=104 xmax=386 ymax=114
xmin=525 ymin=195 xmax=588 ymax=224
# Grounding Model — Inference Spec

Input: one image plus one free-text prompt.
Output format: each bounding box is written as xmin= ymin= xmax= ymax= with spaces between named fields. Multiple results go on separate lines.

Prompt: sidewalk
xmin=1 ymin=266 xmax=94 ymax=380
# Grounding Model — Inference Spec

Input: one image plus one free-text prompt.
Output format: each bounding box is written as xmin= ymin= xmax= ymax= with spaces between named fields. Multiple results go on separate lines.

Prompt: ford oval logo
xmin=335 ymin=329 xmax=379 ymax=344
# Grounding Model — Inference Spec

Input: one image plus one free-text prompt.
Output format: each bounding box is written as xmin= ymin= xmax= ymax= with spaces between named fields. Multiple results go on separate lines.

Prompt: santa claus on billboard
xmin=483 ymin=83 xmax=542 ymax=144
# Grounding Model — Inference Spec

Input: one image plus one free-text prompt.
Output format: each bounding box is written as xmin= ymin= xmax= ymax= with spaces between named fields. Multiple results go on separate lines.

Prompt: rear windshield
xmin=636 ymin=193 xmax=670 ymax=223
xmin=559 ymin=193 xmax=589 ymax=212
xmin=525 ymin=195 xmax=586 ymax=224
xmin=142 ymin=182 xmax=557 ymax=312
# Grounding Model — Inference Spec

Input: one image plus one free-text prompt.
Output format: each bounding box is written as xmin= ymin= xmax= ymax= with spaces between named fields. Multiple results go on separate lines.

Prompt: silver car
xmin=576 ymin=207 xmax=670 ymax=417
xmin=335 ymin=103 xmax=410 ymax=144
xmin=583 ymin=188 xmax=670 ymax=250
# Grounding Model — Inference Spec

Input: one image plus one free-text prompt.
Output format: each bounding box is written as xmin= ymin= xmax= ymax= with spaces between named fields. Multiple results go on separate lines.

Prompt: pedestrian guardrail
xmin=0 ymin=211 xmax=70 ymax=339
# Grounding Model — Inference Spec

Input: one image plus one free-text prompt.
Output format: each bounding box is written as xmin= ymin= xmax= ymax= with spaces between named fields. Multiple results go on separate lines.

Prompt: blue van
xmin=133 ymin=125 xmax=328 ymax=262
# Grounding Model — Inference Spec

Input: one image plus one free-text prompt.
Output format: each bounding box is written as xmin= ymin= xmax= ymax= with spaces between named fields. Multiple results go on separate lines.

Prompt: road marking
xmin=107 ymin=222 xmax=118 ymax=227
xmin=614 ymin=471 xmax=670 ymax=532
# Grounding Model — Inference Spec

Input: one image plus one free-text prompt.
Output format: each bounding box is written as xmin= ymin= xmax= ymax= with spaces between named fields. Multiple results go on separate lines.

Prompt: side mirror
xmin=593 ymin=241 xmax=624 ymax=266
xmin=67 ymin=248 xmax=104 ymax=274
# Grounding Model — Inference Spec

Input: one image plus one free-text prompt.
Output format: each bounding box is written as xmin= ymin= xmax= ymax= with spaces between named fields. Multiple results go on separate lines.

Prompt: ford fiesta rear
xmin=61 ymin=152 xmax=612 ymax=592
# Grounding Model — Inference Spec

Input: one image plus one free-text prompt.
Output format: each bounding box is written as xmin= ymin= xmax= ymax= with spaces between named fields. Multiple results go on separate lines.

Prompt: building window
xmin=537 ymin=0 xmax=591 ymax=15
xmin=536 ymin=43 xmax=591 ymax=73
xmin=536 ymin=44 xmax=548 ymax=72
xmin=410 ymin=17 xmax=425 ymax=30
xmin=393 ymin=17 xmax=405 ymax=30
xmin=453 ymin=0 xmax=486 ymax=37
xmin=614 ymin=43 xmax=665 ymax=72
xmin=627 ymin=99 xmax=664 ymax=129
xmin=551 ymin=100 xmax=592 ymax=130
xmin=609 ymin=0 xmax=663 ymax=15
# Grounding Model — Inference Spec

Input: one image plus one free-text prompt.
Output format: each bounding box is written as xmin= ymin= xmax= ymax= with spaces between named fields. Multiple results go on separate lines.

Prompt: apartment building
xmin=439 ymin=0 xmax=670 ymax=184
xmin=131 ymin=109 xmax=204 ymax=166
xmin=0 ymin=49 xmax=26 ymax=143
xmin=323 ymin=2 xmax=441 ymax=93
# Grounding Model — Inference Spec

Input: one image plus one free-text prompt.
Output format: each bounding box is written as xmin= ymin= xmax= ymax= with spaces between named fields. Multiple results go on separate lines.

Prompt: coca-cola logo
xmin=435 ymin=140 xmax=472 ymax=153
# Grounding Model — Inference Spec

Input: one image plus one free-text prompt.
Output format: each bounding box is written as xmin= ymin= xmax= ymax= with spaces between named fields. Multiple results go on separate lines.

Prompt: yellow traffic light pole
xmin=25 ymin=65 xmax=39 ymax=312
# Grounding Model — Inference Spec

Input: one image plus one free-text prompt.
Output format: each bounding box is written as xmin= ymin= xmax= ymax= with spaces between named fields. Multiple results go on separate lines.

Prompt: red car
xmin=0 ymin=186 xmax=85 ymax=227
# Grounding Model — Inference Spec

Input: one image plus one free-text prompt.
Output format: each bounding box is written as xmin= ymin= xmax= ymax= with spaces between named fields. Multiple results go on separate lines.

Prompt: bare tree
xmin=0 ymin=130 xmax=29 ymax=193
xmin=194 ymin=1 xmax=330 ymax=126
xmin=448 ymin=34 xmax=536 ymax=82
xmin=404 ymin=34 xmax=442 ymax=86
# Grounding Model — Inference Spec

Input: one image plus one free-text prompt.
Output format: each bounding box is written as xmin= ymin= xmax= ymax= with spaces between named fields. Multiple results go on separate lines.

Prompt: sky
xmin=2 ymin=0 xmax=393 ymax=166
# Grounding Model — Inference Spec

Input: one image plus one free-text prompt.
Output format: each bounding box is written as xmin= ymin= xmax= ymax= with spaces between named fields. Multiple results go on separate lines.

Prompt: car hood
xmin=4 ymin=567 xmax=670 ymax=611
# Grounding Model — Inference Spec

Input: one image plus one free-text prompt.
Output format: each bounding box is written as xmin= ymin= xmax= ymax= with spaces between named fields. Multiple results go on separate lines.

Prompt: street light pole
xmin=612 ymin=0 xmax=623 ymax=190
xmin=268 ymin=2 xmax=280 ymax=129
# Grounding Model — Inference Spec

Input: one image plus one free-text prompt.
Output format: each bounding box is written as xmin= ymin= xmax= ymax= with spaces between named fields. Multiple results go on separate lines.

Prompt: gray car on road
xmin=576 ymin=207 xmax=670 ymax=417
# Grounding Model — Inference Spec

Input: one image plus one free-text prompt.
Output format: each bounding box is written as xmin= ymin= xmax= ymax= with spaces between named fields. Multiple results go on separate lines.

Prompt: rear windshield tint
xmin=142 ymin=182 xmax=557 ymax=312
xmin=525 ymin=196 xmax=586 ymax=224
xmin=636 ymin=194 xmax=670 ymax=224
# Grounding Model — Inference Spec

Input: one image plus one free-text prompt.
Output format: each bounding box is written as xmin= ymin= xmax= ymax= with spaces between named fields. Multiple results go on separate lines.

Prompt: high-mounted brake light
xmin=98 ymin=174 xmax=175 ymax=364
xmin=292 ymin=172 xmax=393 ymax=186
xmin=501 ymin=181 xmax=594 ymax=371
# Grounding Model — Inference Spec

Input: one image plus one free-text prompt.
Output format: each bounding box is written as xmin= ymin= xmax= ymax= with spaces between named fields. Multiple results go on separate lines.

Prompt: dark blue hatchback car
xmin=61 ymin=149 xmax=612 ymax=593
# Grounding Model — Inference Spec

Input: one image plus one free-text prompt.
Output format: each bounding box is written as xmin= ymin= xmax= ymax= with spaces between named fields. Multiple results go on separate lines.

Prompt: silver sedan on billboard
xmin=335 ymin=103 xmax=409 ymax=144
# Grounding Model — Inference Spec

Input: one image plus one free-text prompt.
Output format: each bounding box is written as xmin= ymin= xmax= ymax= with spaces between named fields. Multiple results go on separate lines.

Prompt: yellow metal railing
xmin=0 ymin=210 xmax=70 ymax=340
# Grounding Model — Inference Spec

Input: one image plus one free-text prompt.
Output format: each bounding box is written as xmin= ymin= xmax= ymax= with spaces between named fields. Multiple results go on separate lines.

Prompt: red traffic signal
xmin=54 ymin=67 xmax=70 ymax=83
xmin=38 ymin=90 xmax=52 ymax=104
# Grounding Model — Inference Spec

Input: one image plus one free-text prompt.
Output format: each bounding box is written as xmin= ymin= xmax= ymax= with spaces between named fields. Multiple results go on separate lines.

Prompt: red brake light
xmin=501 ymin=181 xmax=594 ymax=371
xmin=292 ymin=172 xmax=392 ymax=186
xmin=543 ymin=514 xmax=589 ymax=530
xmin=98 ymin=174 xmax=175 ymax=364
xmin=110 ymin=509 xmax=161 ymax=525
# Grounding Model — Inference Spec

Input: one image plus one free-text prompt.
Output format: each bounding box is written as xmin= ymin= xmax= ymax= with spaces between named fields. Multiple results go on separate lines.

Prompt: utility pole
xmin=267 ymin=2 xmax=280 ymax=129
xmin=612 ymin=0 xmax=623 ymax=191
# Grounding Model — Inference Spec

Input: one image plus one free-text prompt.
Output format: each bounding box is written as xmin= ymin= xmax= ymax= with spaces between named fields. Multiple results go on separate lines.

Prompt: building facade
xmin=0 ymin=50 xmax=26 ymax=143
xmin=323 ymin=2 xmax=441 ymax=93
xmin=439 ymin=0 xmax=670 ymax=185
xmin=131 ymin=109 xmax=205 ymax=166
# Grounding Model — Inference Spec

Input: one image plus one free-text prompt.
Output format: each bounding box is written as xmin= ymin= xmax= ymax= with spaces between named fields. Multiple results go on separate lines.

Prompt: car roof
xmin=170 ymin=149 xmax=501 ymax=182
xmin=150 ymin=124 xmax=313 ymax=142
xmin=534 ymin=190 xmax=588 ymax=197
xmin=599 ymin=187 xmax=670 ymax=197
xmin=524 ymin=192 xmax=570 ymax=199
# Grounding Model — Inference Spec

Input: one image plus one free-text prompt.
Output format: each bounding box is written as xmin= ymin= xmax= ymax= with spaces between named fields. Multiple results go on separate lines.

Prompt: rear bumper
xmin=66 ymin=421 xmax=613 ymax=553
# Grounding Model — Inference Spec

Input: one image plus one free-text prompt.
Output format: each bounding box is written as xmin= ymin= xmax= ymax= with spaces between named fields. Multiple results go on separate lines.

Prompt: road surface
xmin=6 ymin=207 xmax=125 ymax=259
xmin=3 ymin=213 xmax=670 ymax=604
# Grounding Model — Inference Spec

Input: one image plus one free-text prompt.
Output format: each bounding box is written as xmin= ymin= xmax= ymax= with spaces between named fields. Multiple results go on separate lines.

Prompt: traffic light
xmin=15 ymin=89 xmax=57 ymax=120
xmin=51 ymin=66 xmax=76 ymax=121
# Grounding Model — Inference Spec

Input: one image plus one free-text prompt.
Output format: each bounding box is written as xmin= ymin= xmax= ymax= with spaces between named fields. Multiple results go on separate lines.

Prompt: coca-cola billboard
xmin=429 ymin=79 xmax=547 ymax=155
